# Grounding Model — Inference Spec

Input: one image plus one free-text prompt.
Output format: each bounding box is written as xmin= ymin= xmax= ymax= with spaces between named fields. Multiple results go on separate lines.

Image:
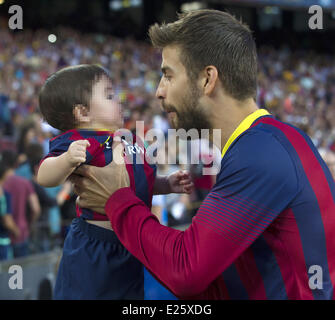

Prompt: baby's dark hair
xmin=38 ymin=64 xmax=111 ymax=131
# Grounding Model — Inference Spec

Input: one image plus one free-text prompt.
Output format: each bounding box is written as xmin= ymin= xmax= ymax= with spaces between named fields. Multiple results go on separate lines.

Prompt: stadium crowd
xmin=0 ymin=27 xmax=335 ymax=260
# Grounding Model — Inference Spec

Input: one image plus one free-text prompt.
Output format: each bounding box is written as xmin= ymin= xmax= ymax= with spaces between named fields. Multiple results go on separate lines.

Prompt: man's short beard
xmin=173 ymin=84 xmax=212 ymax=134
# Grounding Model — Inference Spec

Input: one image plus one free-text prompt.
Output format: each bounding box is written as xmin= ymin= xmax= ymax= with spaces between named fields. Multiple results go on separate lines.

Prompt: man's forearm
xmin=105 ymin=187 xmax=241 ymax=299
xmin=3 ymin=215 xmax=19 ymax=237
xmin=28 ymin=193 xmax=41 ymax=223
xmin=105 ymin=188 xmax=186 ymax=297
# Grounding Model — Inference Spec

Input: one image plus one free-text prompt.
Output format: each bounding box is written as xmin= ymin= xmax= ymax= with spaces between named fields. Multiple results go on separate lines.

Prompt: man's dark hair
xmin=1 ymin=150 xmax=18 ymax=170
xmin=0 ymin=158 xmax=10 ymax=180
xmin=25 ymin=143 xmax=44 ymax=174
xmin=38 ymin=64 xmax=111 ymax=131
xmin=149 ymin=9 xmax=257 ymax=101
xmin=17 ymin=123 xmax=35 ymax=155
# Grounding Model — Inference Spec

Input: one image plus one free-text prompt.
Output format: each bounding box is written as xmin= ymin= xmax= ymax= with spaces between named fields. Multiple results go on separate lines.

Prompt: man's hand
xmin=70 ymin=140 xmax=130 ymax=214
xmin=168 ymin=170 xmax=194 ymax=194
xmin=66 ymin=140 xmax=91 ymax=167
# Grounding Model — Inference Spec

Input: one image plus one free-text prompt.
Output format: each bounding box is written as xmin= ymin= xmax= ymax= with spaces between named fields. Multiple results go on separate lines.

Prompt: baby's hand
xmin=168 ymin=170 xmax=194 ymax=194
xmin=66 ymin=140 xmax=90 ymax=167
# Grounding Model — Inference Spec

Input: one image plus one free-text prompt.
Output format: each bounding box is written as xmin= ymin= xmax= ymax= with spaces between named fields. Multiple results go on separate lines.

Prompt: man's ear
xmin=73 ymin=104 xmax=90 ymax=126
xmin=201 ymin=66 xmax=219 ymax=96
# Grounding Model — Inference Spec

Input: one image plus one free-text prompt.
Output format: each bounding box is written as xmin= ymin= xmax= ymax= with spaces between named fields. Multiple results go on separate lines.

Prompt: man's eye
xmin=164 ymin=74 xmax=172 ymax=81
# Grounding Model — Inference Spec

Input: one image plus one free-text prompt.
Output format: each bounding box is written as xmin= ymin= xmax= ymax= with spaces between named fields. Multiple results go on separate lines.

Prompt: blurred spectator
xmin=151 ymin=195 xmax=165 ymax=225
xmin=319 ymin=149 xmax=335 ymax=181
xmin=0 ymin=157 xmax=20 ymax=260
xmin=0 ymin=28 xmax=334 ymax=150
xmin=188 ymin=139 xmax=221 ymax=210
xmin=15 ymin=115 xmax=45 ymax=179
xmin=2 ymin=150 xmax=41 ymax=258
xmin=155 ymin=162 xmax=192 ymax=227
xmin=26 ymin=143 xmax=73 ymax=252
xmin=26 ymin=142 xmax=55 ymax=252
xmin=0 ymin=94 xmax=14 ymax=136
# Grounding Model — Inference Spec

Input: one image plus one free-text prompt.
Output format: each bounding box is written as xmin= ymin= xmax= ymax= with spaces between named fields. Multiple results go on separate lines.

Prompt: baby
xmin=38 ymin=64 xmax=193 ymax=299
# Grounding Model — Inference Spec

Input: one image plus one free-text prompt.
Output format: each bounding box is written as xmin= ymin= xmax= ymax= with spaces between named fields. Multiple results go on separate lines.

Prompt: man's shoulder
xmin=221 ymin=128 xmax=298 ymax=185
xmin=3 ymin=175 xmax=31 ymax=193
xmin=8 ymin=175 xmax=33 ymax=187
xmin=17 ymin=175 xmax=34 ymax=187
xmin=214 ymin=126 xmax=300 ymax=202
xmin=227 ymin=128 xmax=289 ymax=164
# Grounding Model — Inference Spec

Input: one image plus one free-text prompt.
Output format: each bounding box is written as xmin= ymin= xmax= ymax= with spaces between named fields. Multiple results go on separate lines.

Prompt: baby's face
xmin=88 ymin=75 xmax=124 ymax=131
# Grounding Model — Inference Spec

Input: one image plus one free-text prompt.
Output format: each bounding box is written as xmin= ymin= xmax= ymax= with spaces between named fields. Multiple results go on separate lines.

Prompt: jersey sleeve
xmin=40 ymin=131 xmax=101 ymax=166
xmin=48 ymin=133 xmax=73 ymax=158
xmin=39 ymin=132 xmax=73 ymax=165
xmin=105 ymin=130 xmax=301 ymax=299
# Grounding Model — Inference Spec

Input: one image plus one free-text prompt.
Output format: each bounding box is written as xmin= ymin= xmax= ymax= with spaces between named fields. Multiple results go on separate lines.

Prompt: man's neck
xmin=6 ymin=169 xmax=15 ymax=178
xmin=210 ymin=96 xmax=259 ymax=151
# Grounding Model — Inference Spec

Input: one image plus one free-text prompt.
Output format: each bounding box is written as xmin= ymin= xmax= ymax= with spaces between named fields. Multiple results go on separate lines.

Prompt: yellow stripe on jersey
xmin=101 ymin=135 xmax=111 ymax=147
xmin=221 ymin=109 xmax=270 ymax=159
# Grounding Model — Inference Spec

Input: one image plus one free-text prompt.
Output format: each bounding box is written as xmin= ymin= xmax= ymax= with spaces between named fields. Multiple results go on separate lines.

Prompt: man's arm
xmin=106 ymin=187 xmax=248 ymax=298
xmin=2 ymin=214 xmax=20 ymax=239
xmin=1 ymin=192 xmax=20 ymax=239
xmin=105 ymin=133 xmax=300 ymax=298
xmin=27 ymin=193 xmax=41 ymax=225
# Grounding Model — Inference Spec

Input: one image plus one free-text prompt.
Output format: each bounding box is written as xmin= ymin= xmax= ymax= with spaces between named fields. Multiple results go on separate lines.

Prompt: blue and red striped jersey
xmin=43 ymin=129 xmax=156 ymax=221
xmin=105 ymin=109 xmax=335 ymax=299
xmin=214 ymin=113 xmax=335 ymax=299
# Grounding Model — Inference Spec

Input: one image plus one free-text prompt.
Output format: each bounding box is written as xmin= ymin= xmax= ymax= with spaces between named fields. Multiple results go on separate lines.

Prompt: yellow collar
xmin=78 ymin=128 xmax=113 ymax=132
xmin=221 ymin=109 xmax=270 ymax=158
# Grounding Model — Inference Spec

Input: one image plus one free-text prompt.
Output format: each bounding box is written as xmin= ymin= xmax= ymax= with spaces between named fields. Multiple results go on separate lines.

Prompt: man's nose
xmin=155 ymin=78 xmax=166 ymax=100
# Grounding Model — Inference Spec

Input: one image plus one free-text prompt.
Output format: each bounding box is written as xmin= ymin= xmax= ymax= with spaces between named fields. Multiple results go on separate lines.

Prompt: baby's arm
xmin=37 ymin=140 xmax=90 ymax=187
xmin=153 ymin=175 xmax=170 ymax=195
xmin=153 ymin=171 xmax=194 ymax=195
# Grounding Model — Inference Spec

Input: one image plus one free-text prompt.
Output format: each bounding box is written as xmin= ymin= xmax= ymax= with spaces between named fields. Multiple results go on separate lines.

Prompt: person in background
xmin=188 ymin=138 xmax=222 ymax=218
xmin=2 ymin=150 xmax=41 ymax=258
xmin=25 ymin=143 xmax=72 ymax=253
xmin=15 ymin=123 xmax=37 ymax=178
xmin=320 ymin=149 xmax=335 ymax=181
xmin=0 ymin=157 xmax=20 ymax=260
xmin=15 ymin=115 xmax=45 ymax=180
